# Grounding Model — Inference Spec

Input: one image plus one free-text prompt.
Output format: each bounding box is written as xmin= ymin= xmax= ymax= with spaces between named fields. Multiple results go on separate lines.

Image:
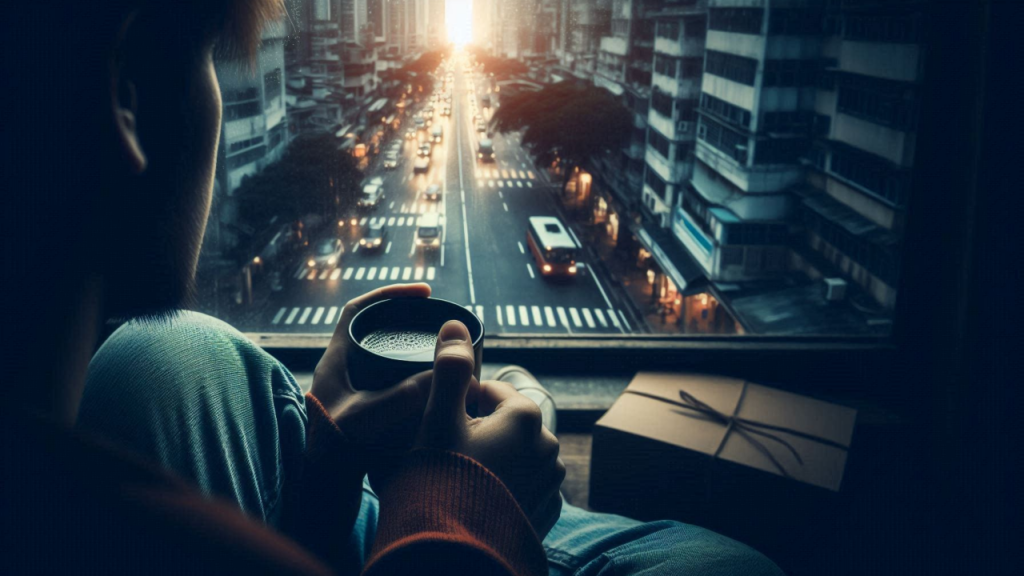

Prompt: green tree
xmin=491 ymin=81 xmax=632 ymax=191
xmin=236 ymin=133 xmax=361 ymax=229
xmin=381 ymin=49 xmax=450 ymax=97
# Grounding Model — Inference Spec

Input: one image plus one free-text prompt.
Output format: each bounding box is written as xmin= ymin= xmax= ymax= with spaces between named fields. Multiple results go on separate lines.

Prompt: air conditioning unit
xmin=823 ymin=277 xmax=847 ymax=302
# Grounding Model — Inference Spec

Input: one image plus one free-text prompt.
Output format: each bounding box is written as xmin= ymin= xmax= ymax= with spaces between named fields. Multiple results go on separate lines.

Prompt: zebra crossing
xmin=294 ymin=265 xmax=437 ymax=282
xmin=351 ymin=214 xmax=430 ymax=228
xmin=473 ymin=167 xmax=536 ymax=191
xmin=271 ymin=301 xmax=626 ymax=332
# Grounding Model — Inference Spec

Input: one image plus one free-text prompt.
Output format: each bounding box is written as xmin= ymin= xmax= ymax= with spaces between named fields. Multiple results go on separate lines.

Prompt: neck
xmin=11 ymin=275 xmax=103 ymax=427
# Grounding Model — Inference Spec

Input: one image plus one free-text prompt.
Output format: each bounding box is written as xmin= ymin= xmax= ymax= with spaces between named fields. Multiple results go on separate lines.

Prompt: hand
xmin=416 ymin=321 xmax=565 ymax=539
xmin=311 ymin=284 xmax=437 ymax=465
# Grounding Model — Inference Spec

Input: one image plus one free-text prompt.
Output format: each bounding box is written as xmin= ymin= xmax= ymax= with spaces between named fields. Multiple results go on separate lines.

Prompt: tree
xmin=492 ymin=81 xmax=632 ymax=191
xmin=469 ymin=49 xmax=528 ymax=80
xmin=236 ymin=133 xmax=362 ymax=230
xmin=380 ymin=49 xmax=450 ymax=96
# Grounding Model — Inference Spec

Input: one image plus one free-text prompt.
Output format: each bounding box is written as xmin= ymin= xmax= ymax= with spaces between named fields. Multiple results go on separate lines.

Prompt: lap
xmin=78 ymin=310 xmax=307 ymax=525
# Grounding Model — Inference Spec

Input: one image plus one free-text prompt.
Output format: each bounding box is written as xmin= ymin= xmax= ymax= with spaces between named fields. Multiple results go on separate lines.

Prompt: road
xmin=246 ymin=55 xmax=630 ymax=336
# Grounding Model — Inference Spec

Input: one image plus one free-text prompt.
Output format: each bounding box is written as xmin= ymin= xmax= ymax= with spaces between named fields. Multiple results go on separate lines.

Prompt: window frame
xmin=221 ymin=1 xmax=981 ymax=394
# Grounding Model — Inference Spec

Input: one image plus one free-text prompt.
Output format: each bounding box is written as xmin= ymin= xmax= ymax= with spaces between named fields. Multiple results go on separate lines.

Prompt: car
xmin=358 ymin=178 xmax=385 ymax=209
xmin=418 ymin=142 xmax=432 ymax=157
xmin=478 ymin=139 xmax=495 ymax=162
xmin=359 ymin=220 xmax=387 ymax=251
xmin=306 ymin=237 xmax=344 ymax=269
xmin=382 ymin=151 xmax=399 ymax=169
xmin=413 ymin=157 xmax=430 ymax=174
xmin=415 ymin=213 xmax=443 ymax=250
xmin=414 ymin=116 xmax=426 ymax=130
xmin=423 ymin=184 xmax=442 ymax=201
xmin=404 ymin=128 xmax=417 ymax=140
xmin=476 ymin=121 xmax=487 ymax=133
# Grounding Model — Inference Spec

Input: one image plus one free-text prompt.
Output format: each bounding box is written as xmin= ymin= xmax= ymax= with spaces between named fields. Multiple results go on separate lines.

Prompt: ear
xmin=112 ymin=75 xmax=147 ymax=175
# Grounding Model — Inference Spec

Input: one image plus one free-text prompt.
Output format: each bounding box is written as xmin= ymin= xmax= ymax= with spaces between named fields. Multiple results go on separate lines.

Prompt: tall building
xmin=215 ymin=20 xmax=290 ymax=197
xmin=642 ymin=1 xmax=705 ymax=227
xmin=284 ymin=0 xmax=346 ymax=136
xmin=427 ymin=0 xmax=447 ymax=47
xmin=558 ymin=0 xmax=612 ymax=80
xmin=472 ymin=0 xmax=493 ymax=50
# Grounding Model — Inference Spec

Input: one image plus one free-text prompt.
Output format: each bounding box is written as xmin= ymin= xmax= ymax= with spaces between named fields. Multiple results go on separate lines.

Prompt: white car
xmin=358 ymin=178 xmax=385 ymax=208
xmin=413 ymin=157 xmax=430 ymax=174
xmin=306 ymin=238 xmax=344 ymax=269
xmin=423 ymin=184 xmax=442 ymax=201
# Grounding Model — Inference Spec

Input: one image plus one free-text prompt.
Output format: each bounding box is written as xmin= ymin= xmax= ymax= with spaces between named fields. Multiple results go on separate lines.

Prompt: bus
xmin=526 ymin=216 xmax=579 ymax=278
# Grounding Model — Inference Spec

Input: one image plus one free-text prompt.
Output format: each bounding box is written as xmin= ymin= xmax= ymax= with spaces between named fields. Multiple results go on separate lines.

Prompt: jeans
xmin=79 ymin=311 xmax=782 ymax=576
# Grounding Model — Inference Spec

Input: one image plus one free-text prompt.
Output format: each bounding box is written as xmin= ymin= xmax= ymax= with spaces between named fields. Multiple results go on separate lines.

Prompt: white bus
xmin=526 ymin=216 xmax=579 ymax=278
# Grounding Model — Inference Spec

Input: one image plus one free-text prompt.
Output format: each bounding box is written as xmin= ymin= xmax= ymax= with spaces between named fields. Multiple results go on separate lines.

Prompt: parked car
xmin=306 ymin=237 xmax=344 ymax=269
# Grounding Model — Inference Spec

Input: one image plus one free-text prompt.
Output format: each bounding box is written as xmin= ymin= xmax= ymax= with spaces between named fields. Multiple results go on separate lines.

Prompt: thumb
xmin=419 ymin=321 xmax=475 ymax=446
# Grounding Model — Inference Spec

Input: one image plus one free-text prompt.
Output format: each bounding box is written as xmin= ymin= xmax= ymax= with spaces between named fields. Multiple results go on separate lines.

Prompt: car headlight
xmin=360 ymin=239 xmax=366 ymax=245
xmin=350 ymin=218 xmax=358 ymax=226
xmin=416 ymin=238 xmax=424 ymax=245
xmin=569 ymin=266 xmax=577 ymax=274
xmin=374 ymin=238 xmax=382 ymax=245
xmin=328 ymin=257 xmax=337 ymax=266
xmin=308 ymin=259 xmax=316 ymax=267
xmin=432 ymin=239 xmax=440 ymax=246
xmin=543 ymin=264 xmax=552 ymax=273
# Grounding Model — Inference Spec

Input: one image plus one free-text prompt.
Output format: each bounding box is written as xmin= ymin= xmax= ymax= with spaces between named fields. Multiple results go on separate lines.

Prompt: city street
xmin=240 ymin=56 xmax=631 ymax=336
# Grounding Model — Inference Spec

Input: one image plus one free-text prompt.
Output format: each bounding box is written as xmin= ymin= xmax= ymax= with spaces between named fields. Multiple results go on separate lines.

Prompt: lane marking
xmin=531 ymin=306 xmax=543 ymax=326
xmin=595 ymin=309 xmax=608 ymax=328
xmin=544 ymin=307 xmax=556 ymax=327
xmin=475 ymin=305 xmax=485 ymax=324
xmin=311 ymin=307 xmax=325 ymax=324
xmin=457 ymin=93 xmax=476 ymax=305
xmin=306 ymin=269 xmax=317 ymax=280
xmin=401 ymin=203 xmax=407 ymax=214
xmin=390 ymin=267 xmax=400 ymax=280
xmin=330 ymin=268 xmax=341 ymax=280
xmin=367 ymin=267 xmax=377 ymax=280
xmin=556 ymin=307 xmax=572 ymax=333
xmin=355 ymin=267 xmax=366 ymax=280
xmin=618 ymin=310 xmax=632 ymax=332
xmin=498 ymin=190 xmax=503 ymax=198
xmin=271 ymin=308 xmax=286 ymax=325
xmin=608 ymin=309 xmax=621 ymax=328
xmin=496 ymin=306 xmax=503 ymax=326
xmin=294 ymin=266 xmax=306 ymax=280
xmin=360 ymin=217 xmax=367 ymax=225
xmin=506 ymin=305 xmax=516 ymax=326
xmin=582 ymin=308 xmax=596 ymax=328
xmin=385 ymin=241 xmax=392 ymax=254
xmin=389 ymin=217 xmax=396 ymax=226
xmin=427 ymin=267 xmax=436 ymax=280
xmin=319 ymin=269 xmax=330 ymax=280
xmin=569 ymin=307 xmax=583 ymax=327
xmin=503 ymin=202 xmax=509 ymax=212
xmin=325 ymin=306 xmax=339 ymax=325
xmin=343 ymin=268 xmax=354 ymax=280
xmin=516 ymin=181 xmax=523 ymax=188
xmin=298 ymin=307 xmax=312 ymax=325
xmin=284 ymin=307 xmax=299 ymax=325
xmin=352 ymin=244 xmax=360 ymax=254
xmin=518 ymin=241 xmax=525 ymax=254
xmin=389 ymin=201 xmax=395 ymax=209
xmin=402 ymin=267 xmax=412 ymax=280
xmin=415 ymin=267 xmax=424 ymax=280
xmin=519 ymin=305 xmax=529 ymax=326
xmin=526 ymin=263 xmax=535 ymax=279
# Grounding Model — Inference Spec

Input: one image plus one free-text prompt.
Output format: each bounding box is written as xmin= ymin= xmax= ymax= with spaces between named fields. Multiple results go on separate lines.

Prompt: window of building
xmin=761 ymin=110 xmax=815 ymax=133
xmin=681 ymin=57 xmax=702 ymax=78
xmin=829 ymin=145 xmax=912 ymax=208
xmin=704 ymin=50 xmax=757 ymax=86
xmin=699 ymin=117 xmax=749 ymax=164
xmin=647 ymin=128 xmax=672 ymax=160
xmin=223 ymin=100 xmax=262 ymax=121
xmin=683 ymin=15 xmax=706 ymax=39
xmin=768 ymin=8 xmax=823 ymax=36
xmin=225 ymin=145 xmax=266 ymax=169
xmin=762 ymin=59 xmax=820 ymax=87
xmin=657 ymin=20 xmax=680 ymax=41
xmin=651 ymin=88 xmax=674 ymax=119
xmin=708 ymin=8 xmax=764 ymax=35
xmin=836 ymin=73 xmax=918 ymax=131
xmin=644 ymin=168 xmax=668 ymax=200
xmin=843 ymin=13 xmax=921 ymax=44
xmin=699 ymin=93 xmax=751 ymax=130
xmin=654 ymin=55 xmax=677 ymax=79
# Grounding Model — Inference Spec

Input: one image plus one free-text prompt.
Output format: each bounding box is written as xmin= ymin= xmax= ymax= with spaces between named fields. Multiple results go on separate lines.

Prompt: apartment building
xmin=215 ymin=21 xmax=290 ymax=197
xmin=642 ymin=2 xmax=705 ymax=226
xmin=558 ymin=0 xmax=612 ymax=79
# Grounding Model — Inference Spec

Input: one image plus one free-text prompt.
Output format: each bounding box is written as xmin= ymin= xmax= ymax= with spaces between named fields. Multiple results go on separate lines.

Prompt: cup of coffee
xmin=347 ymin=297 xmax=484 ymax=391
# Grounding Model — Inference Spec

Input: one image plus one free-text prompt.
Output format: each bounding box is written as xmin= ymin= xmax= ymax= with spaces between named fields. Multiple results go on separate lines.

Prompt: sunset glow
xmin=445 ymin=0 xmax=472 ymax=46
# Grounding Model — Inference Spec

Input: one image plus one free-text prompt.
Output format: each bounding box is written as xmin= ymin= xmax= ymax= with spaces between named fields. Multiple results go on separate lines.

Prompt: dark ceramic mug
xmin=347 ymin=297 xmax=484 ymax=391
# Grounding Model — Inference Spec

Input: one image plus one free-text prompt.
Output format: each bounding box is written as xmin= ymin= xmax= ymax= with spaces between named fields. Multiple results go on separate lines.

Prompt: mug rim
xmin=348 ymin=297 xmax=485 ymax=362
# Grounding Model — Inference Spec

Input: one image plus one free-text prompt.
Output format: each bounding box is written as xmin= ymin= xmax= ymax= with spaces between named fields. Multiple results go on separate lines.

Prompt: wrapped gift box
xmin=590 ymin=372 xmax=857 ymax=561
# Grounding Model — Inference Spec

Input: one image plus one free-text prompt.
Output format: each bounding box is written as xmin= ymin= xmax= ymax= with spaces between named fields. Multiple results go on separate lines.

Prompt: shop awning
xmin=633 ymin=220 xmax=707 ymax=296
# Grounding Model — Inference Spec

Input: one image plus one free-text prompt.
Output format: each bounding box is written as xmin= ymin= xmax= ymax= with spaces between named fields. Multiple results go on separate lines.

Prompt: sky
xmin=445 ymin=0 xmax=473 ymax=46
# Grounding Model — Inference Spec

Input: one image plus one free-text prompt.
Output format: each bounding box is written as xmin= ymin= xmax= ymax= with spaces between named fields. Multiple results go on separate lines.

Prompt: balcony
xmin=223 ymin=116 xmax=266 ymax=143
xmin=654 ymin=36 xmax=705 ymax=59
xmin=600 ymin=36 xmax=628 ymax=57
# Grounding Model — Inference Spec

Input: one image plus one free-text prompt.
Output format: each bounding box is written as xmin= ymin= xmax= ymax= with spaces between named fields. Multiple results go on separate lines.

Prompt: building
xmin=427 ymin=0 xmax=447 ymax=47
xmin=557 ymin=0 xmax=612 ymax=80
xmin=642 ymin=2 xmax=705 ymax=227
xmin=215 ymin=20 xmax=289 ymax=197
xmin=284 ymin=0 xmax=347 ymax=136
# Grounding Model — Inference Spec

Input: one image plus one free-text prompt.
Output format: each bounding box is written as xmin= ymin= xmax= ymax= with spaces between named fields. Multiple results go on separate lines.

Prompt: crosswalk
xmin=294 ymin=265 xmax=437 ymax=282
xmin=472 ymin=167 xmax=537 ymax=191
xmin=271 ymin=302 xmax=626 ymax=333
xmin=351 ymin=214 xmax=429 ymax=228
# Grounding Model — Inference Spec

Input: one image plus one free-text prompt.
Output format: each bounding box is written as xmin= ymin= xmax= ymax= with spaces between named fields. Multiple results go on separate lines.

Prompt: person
xmin=2 ymin=1 xmax=783 ymax=575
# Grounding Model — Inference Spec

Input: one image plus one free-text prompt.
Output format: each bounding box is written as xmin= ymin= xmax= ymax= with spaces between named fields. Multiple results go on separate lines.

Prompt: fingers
xmin=533 ymin=490 xmax=564 ymax=541
xmin=476 ymin=379 xmax=519 ymax=416
xmin=419 ymin=321 xmax=475 ymax=446
xmin=338 ymin=370 xmax=434 ymax=446
xmin=315 ymin=283 xmax=432 ymax=397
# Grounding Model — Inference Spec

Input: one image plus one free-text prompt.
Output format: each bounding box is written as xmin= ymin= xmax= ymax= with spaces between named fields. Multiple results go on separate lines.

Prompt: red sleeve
xmin=364 ymin=449 xmax=548 ymax=576
xmin=281 ymin=393 xmax=370 ymax=573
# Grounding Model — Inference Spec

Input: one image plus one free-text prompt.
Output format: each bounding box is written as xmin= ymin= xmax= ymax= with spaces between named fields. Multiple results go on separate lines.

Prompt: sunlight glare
xmin=445 ymin=0 xmax=472 ymax=47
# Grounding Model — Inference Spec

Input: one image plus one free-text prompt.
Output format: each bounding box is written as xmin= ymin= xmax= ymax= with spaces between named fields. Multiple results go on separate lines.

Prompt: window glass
xmin=194 ymin=0 xmax=925 ymax=338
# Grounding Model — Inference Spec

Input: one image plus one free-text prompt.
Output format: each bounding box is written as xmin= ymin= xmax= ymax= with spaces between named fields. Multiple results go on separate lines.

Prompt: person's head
xmin=3 ymin=0 xmax=282 ymax=321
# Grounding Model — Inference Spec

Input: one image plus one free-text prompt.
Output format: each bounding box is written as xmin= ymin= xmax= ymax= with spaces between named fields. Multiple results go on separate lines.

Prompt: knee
xmin=610 ymin=521 xmax=784 ymax=576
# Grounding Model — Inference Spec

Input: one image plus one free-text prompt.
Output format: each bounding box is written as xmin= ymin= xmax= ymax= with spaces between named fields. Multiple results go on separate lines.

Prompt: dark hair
xmin=1 ymin=0 xmax=282 ymax=313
